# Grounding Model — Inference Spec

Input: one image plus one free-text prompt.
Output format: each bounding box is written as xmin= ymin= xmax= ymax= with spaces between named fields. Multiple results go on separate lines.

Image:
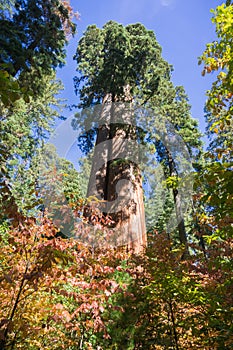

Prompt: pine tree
xmin=143 ymin=85 xmax=203 ymax=253
xmin=0 ymin=73 xmax=63 ymax=221
xmin=0 ymin=0 xmax=77 ymax=222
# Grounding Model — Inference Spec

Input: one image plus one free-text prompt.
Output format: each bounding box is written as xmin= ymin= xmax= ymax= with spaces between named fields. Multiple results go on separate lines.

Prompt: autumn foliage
xmin=1 ymin=221 xmax=233 ymax=349
xmin=0 ymin=216 xmax=131 ymax=349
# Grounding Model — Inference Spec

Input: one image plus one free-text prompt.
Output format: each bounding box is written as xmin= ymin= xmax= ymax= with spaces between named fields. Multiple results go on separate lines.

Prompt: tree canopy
xmin=74 ymin=21 xmax=170 ymax=108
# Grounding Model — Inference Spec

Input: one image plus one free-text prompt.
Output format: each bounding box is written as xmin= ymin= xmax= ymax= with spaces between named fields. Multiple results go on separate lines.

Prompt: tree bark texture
xmin=85 ymin=102 xmax=147 ymax=253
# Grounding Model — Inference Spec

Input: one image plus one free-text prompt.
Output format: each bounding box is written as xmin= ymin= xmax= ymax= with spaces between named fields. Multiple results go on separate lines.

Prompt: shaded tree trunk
xmin=166 ymin=147 xmax=189 ymax=257
xmin=86 ymin=101 xmax=146 ymax=253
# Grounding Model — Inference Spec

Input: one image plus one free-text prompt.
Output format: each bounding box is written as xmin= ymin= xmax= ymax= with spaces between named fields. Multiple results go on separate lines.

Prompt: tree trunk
xmin=85 ymin=101 xmax=146 ymax=253
xmin=166 ymin=147 xmax=189 ymax=257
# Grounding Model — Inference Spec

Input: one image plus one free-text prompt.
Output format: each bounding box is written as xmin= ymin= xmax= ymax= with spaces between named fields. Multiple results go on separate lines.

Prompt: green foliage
xmin=0 ymin=67 xmax=23 ymax=106
xmin=38 ymin=143 xmax=83 ymax=210
xmin=198 ymin=1 xmax=233 ymax=240
xmin=0 ymin=0 xmax=76 ymax=106
xmin=74 ymin=21 xmax=169 ymax=108
xmin=142 ymin=86 xmax=203 ymax=246
xmin=0 ymin=0 xmax=75 ymax=74
xmin=0 ymin=0 xmax=78 ymax=222
xmin=200 ymin=2 xmax=233 ymax=163
xmin=0 ymin=73 xmax=64 ymax=220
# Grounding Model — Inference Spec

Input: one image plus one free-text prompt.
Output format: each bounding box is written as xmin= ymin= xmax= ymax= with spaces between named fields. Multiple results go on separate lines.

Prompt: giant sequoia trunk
xmin=86 ymin=101 xmax=146 ymax=253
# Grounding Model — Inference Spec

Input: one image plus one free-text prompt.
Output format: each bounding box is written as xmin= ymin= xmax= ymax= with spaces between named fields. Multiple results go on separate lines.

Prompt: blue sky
xmin=56 ymin=0 xmax=223 ymax=149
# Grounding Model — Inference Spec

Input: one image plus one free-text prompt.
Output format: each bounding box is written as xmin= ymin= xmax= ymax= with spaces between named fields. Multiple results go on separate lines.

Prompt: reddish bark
xmin=86 ymin=102 xmax=147 ymax=253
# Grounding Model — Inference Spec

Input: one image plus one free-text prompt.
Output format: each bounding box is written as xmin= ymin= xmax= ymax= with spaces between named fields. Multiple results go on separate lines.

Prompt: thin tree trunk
xmin=166 ymin=147 xmax=189 ymax=257
xmin=0 ymin=263 xmax=29 ymax=350
xmin=168 ymin=298 xmax=179 ymax=350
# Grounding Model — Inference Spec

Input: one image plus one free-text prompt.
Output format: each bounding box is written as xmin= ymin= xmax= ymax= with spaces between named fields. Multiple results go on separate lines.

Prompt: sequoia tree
xmin=74 ymin=21 xmax=176 ymax=252
xmin=74 ymin=21 xmax=203 ymax=253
